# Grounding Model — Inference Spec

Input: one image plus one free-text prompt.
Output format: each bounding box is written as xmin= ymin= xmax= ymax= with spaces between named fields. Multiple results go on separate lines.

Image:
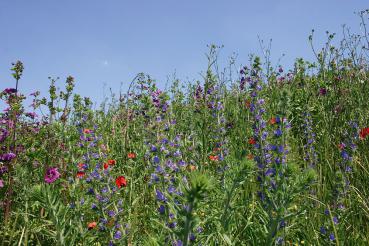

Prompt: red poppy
xmin=127 ymin=152 xmax=136 ymax=159
xmin=188 ymin=165 xmax=197 ymax=171
xmin=76 ymin=171 xmax=85 ymax=178
xmin=108 ymin=159 xmax=116 ymax=165
xmin=83 ymin=128 xmax=92 ymax=134
xmin=248 ymin=137 xmax=256 ymax=145
xmin=115 ymin=176 xmax=127 ymax=188
xmin=269 ymin=117 xmax=277 ymax=125
xmin=338 ymin=143 xmax=345 ymax=150
xmin=359 ymin=127 xmax=369 ymax=139
xmin=103 ymin=163 xmax=109 ymax=170
xmin=87 ymin=221 xmax=97 ymax=230
xmin=245 ymin=100 xmax=251 ymax=109
xmin=209 ymin=155 xmax=219 ymax=161
xmin=78 ymin=163 xmax=85 ymax=170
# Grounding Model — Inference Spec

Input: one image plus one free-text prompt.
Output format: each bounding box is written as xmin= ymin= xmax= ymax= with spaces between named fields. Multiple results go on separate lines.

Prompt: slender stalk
xmin=4 ymin=76 xmax=19 ymax=223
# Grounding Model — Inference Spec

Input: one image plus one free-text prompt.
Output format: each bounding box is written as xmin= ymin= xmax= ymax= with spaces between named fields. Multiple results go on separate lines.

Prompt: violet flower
xmin=0 ymin=152 xmax=16 ymax=161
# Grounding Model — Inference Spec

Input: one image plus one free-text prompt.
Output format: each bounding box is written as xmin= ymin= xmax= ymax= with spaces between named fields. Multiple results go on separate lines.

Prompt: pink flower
xmin=44 ymin=167 xmax=61 ymax=183
xmin=0 ymin=179 xmax=4 ymax=188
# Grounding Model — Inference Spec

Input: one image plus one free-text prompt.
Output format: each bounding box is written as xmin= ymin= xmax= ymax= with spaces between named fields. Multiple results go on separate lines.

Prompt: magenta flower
xmin=319 ymin=87 xmax=327 ymax=96
xmin=2 ymin=88 xmax=17 ymax=94
xmin=25 ymin=112 xmax=38 ymax=119
xmin=44 ymin=167 xmax=61 ymax=183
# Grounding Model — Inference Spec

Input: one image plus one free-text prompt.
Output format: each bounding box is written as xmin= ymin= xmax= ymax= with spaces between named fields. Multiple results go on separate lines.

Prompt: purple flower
xmin=196 ymin=226 xmax=203 ymax=233
xmin=276 ymin=237 xmax=284 ymax=245
xmin=333 ymin=216 xmax=339 ymax=224
xmin=44 ymin=167 xmax=61 ymax=183
xmin=158 ymin=205 xmax=165 ymax=214
xmin=153 ymin=156 xmax=160 ymax=164
xmin=150 ymin=145 xmax=158 ymax=152
xmin=108 ymin=210 xmax=116 ymax=217
xmin=167 ymin=222 xmax=177 ymax=228
xmin=25 ymin=112 xmax=38 ymax=119
xmin=329 ymin=233 xmax=335 ymax=241
xmin=265 ymin=168 xmax=276 ymax=176
xmin=168 ymin=185 xmax=176 ymax=194
xmin=0 ymin=152 xmax=16 ymax=161
xmin=0 ymin=128 xmax=9 ymax=142
xmin=340 ymin=151 xmax=350 ymax=160
xmin=319 ymin=87 xmax=327 ymax=96
xmin=279 ymin=219 xmax=286 ymax=228
xmin=189 ymin=233 xmax=196 ymax=242
xmin=274 ymin=128 xmax=283 ymax=137
xmin=156 ymin=189 xmax=167 ymax=202
xmin=114 ymin=230 xmax=122 ymax=240
xmin=173 ymin=240 xmax=183 ymax=246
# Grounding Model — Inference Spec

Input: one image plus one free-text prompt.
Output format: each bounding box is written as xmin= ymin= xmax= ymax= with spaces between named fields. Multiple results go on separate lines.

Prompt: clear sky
xmin=0 ymin=0 xmax=368 ymax=107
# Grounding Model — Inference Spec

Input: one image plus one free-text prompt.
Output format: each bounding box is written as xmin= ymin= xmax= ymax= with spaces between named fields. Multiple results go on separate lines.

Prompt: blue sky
xmin=0 ymin=0 xmax=368 ymax=107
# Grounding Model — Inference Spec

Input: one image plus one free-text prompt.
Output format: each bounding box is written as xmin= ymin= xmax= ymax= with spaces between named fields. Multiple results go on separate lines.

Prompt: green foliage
xmin=1 ymin=10 xmax=369 ymax=245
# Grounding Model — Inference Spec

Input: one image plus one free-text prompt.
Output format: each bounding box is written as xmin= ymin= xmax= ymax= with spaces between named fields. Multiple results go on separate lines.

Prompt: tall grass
xmin=0 ymin=9 xmax=369 ymax=246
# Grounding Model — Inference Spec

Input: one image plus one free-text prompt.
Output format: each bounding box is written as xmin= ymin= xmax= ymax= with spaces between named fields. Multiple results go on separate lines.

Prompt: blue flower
xmin=156 ymin=189 xmax=167 ymax=202
xmin=108 ymin=210 xmax=116 ymax=217
xmin=274 ymin=128 xmax=282 ymax=137
xmin=158 ymin=205 xmax=165 ymax=214
xmin=173 ymin=240 xmax=183 ymax=246
xmin=114 ymin=230 xmax=122 ymax=240
xmin=151 ymin=145 xmax=157 ymax=152
xmin=333 ymin=216 xmax=339 ymax=224
xmin=340 ymin=151 xmax=350 ymax=160
xmin=153 ymin=156 xmax=160 ymax=164
xmin=265 ymin=168 xmax=276 ymax=176
xmin=167 ymin=222 xmax=177 ymax=228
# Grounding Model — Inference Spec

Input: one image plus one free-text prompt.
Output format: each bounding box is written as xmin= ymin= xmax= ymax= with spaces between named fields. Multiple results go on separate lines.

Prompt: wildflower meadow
xmin=1 ymin=8 xmax=369 ymax=246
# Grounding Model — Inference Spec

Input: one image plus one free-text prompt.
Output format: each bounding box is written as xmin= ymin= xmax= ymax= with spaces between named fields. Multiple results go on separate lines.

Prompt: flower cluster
xmin=246 ymin=58 xmax=293 ymax=244
xmin=68 ymin=118 xmax=128 ymax=245
xmin=302 ymin=112 xmax=318 ymax=167
xmin=320 ymin=122 xmax=359 ymax=243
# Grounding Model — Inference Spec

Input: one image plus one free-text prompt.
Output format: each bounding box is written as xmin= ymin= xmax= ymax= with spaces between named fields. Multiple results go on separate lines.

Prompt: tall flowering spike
xmin=246 ymin=57 xmax=296 ymax=244
xmin=320 ymin=122 xmax=359 ymax=243
xmin=302 ymin=112 xmax=318 ymax=167
xmin=11 ymin=60 xmax=24 ymax=81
